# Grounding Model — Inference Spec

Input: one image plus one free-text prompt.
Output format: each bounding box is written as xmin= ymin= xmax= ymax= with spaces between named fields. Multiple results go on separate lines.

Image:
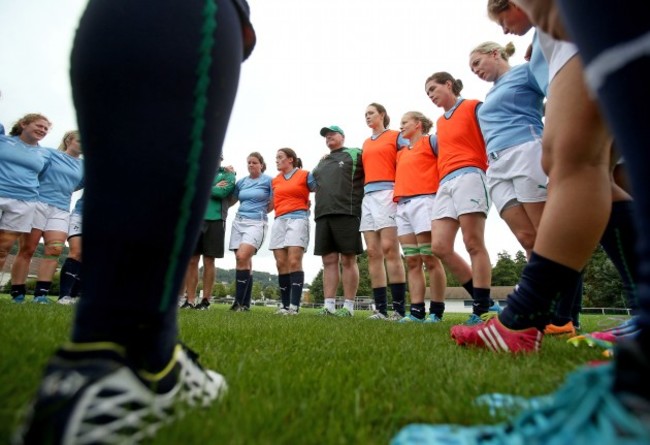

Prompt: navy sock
xmin=552 ymin=275 xmax=583 ymax=326
xmin=235 ymin=269 xmax=250 ymax=305
xmin=500 ymin=252 xmax=582 ymax=331
xmin=462 ymin=280 xmax=474 ymax=298
xmin=429 ymin=301 xmax=445 ymax=319
xmin=410 ymin=302 xmax=426 ymax=319
xmin=472 ymin=287 xmax=491 ymax=316
xmin=571 ymin=278 xmax=583 ymax=326
xmin=289 ymin=271 xmax=304 ymax=308
xmin=390 ymin=282 xmax=406 ymax=316
xmin=59 ymin=258 xmax=82 ymax=299
xmin=243 ymin=273 xmax=253 ymax=308
xmin=279 ymin=274 xmax=291 ymax=309
xmin=600 ymin=200 xmax=639 ymax=311
xmin=70 ymin=280 xmax=82 ymax=299
xmin=34 ymin=281 xmax=51 ymax=298
xmin=11 ymin=284 xmax=27 ymax=298
xmin=372 ymin=287 xmax=388 ymax=315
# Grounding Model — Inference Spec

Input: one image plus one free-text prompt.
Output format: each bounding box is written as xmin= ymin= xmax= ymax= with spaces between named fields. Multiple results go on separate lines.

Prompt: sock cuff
xmin=528 ymin=251 xmax=581 ymax=279
xmin=236 ymin=269 xmax=250 ymax=279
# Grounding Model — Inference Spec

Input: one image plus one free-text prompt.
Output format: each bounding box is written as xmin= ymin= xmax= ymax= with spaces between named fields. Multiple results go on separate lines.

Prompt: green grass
xmin=0 ymin=295 xmax=621 ymax=444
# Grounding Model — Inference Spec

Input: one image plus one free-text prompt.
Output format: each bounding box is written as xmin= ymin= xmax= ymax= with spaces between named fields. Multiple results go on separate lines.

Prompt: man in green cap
xmin=313 ymin=125 xmax=365 ymax=317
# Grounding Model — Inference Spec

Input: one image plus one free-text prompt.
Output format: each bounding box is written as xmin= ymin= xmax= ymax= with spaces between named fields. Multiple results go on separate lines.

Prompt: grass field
xmin=0 ymin=296 xmax=620 ymax=444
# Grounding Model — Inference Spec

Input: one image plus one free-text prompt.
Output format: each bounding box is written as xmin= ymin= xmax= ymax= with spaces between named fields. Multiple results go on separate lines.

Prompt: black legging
xmin=69 ymin=0 xmax=245 ymax=370
xmin=557 ymin=0 xmax=650 ymax=397
xmin=557 ymin=1 xmax=649 ymax=334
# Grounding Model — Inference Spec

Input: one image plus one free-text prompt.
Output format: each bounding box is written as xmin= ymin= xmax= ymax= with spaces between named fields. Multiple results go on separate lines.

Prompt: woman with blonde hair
xmin=469 ymin=41 xmax=546 ymax=258
xmin=469 ymin=39 xmax=588 ymax=336
xmin=0 ymin=113 xmax=52 ymax=283
xmin=393 ymin=111 xmax=447 ymax=323
xmin=10 ymin=129 xmax=84 ymax=303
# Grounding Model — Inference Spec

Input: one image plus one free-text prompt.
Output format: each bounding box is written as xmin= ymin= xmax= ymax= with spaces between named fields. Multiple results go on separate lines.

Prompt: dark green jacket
xmin=205 ymin=167 xmax=236 ymax=221
xmin=312 ymin=147 xmax=364 ymax=219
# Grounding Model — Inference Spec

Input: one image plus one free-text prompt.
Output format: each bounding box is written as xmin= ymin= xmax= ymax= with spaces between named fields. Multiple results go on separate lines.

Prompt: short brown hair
xmin=277 ymin=148 xmax=302 ymax=169
xmin=425 ymin=72 xmax=464 ymax=96
xmin=248 ymin=151 xmax=267 ymax=172
xmin=368 ymin=102 xmax=390 ymax=128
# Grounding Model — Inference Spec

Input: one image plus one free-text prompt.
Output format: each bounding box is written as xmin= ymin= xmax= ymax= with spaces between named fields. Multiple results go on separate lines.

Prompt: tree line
xmin=308 ymin=247 xmax=625 ymax=309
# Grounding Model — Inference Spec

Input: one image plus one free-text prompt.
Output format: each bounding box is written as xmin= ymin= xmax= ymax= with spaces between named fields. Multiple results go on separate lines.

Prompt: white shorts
xmin=432 ymin=171 xmax=491 ymax=221
xmin=395 ymin=195 xmax=436 ymax=237
xmin=487 ymin=140 xmax=548 ymax=214
xmin=32 ymin=202 xmax=71 ymax=232
xmin=359 ymin=189 xmax=397 ymax=232
xmin=268 ymin=217 xmax=310 ymax=251
xmin=229 ymin=216 xmax=267 ymax=251
xmin=0 ymin=197 xmax=37 ymax=233
xmin=538 ymin=30 xmax=578 ymax=85
xmin=68 ymin=213 xmax=82 ymax=238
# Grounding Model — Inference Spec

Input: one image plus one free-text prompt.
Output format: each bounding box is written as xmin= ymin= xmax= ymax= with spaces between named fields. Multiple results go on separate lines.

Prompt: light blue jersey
xmin=38 ymin=150 xmax=84 ymax=211
xmin=529 ymin=32 xmax=550 ymax=95
xmin=0 ymin=135 xmax=52 ymax=202
xmin=478 ymin=63 xmax=545 ymax=154
xmin=233 ymin=174 xmax=273 ymax=221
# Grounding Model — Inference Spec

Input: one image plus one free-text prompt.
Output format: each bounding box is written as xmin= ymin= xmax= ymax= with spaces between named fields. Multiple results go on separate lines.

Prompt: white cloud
xmin=1 ymin=0 xmax=534 ymax=282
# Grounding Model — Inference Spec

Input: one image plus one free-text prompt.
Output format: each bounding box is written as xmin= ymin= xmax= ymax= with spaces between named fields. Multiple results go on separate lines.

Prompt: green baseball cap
xmin=319 ymin=125 xmax=345 ymax=137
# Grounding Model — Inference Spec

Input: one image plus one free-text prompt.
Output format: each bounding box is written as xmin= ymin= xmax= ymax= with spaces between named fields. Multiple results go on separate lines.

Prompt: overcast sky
xmin=1 ymin=0 xmax=536 ymax=282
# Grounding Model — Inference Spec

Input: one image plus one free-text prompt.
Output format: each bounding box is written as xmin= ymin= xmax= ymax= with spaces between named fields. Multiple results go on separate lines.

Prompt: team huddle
xmin=7 ymin=0 xmax=650 ymax=443
xmin=175 ymin=36 xmax=611 ymax=334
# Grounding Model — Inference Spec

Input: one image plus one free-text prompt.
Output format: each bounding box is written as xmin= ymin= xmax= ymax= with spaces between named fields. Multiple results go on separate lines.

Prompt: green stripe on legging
xmin=160 ymin=0 xmax=217 ymax=311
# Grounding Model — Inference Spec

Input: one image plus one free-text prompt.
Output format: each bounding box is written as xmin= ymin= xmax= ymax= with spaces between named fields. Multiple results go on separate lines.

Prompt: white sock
xmin=325 ymin=298 xmax=336 ymax=313
xmin=344 ymin=299 xmax=355 ymax=314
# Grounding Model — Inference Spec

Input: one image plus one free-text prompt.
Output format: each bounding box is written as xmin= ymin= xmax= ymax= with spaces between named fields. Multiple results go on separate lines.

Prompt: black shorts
xmin=314 ymin=214 xmax=363 ymax=256
xmin=194 ymin=220 xmax=226 ymax=258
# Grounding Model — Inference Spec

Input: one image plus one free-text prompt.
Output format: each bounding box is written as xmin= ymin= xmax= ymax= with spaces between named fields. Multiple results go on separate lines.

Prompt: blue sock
xmin=472 ymin=287 xmax=491 ymax=316
xmin=59 ymin=258 xmax=82 ymax=299
xmin=11 ymin=284 xmax=26 ymax=299
xmin=235 ymin=269 xmax=250 ymax=306
xmin=243 ymin=273 xmax=253 ymax=308
xmin=462 ymin=279 xmax=474 ymax=297
xmin=289 ymin=271 xmax=304 ymax=308
xmin=390 ymin=283 xmax=406 ymax=316
xmin=372 ymin=287 xmax=388 ymax=315
xmin=70 ymin=280 xmax=82 ymax=299
xmin=429 ymin=301 xmax=445 ymax=319
xmin=410 ymin=302 xmax=425 ymax=319
xmin=279 ymin=274 xmax=290 ymax=309
xmin=34 ymin=281 xmax=51 ymax=298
